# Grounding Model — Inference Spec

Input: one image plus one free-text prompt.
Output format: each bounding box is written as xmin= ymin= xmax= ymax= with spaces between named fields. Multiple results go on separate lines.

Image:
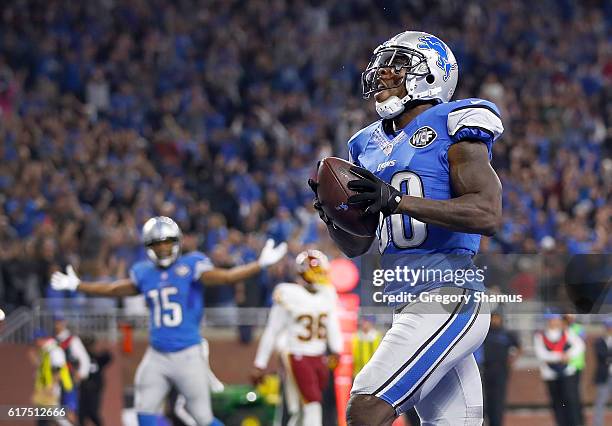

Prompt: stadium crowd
xmin=0 ymin=0 xmax=610 ymax=312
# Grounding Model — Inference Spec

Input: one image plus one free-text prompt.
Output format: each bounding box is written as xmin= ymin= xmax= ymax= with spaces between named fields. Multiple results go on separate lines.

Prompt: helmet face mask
xmin=362 ymin=31 xmax=458 ymax=119
xmin=142 ymin=217 xmax=182 ymax=268
xmin=361 ymin=47 xmax=429 ymax=99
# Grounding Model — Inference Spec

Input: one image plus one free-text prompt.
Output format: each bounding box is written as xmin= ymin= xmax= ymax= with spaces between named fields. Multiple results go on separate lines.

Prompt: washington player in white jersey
xmin=251 ymin=250 xmax=343 ymax=426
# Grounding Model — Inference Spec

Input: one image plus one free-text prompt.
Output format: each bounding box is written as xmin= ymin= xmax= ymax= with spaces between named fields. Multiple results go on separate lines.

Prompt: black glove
xmin=347 ymin=165 xmax=403 ymax=217
xmin=307 ymin=177 xmax=333 ymax=225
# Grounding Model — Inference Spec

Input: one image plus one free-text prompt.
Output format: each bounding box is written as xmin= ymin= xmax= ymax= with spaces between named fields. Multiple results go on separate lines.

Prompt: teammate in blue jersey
xmin=310 ymin=31 xmax=504 ymax=425
xmin=51 ymin=216 xmax=287 ymax=426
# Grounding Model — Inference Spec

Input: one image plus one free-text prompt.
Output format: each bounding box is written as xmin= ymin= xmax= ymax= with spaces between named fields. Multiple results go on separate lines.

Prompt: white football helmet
xmin=142 ymin=216 xmax=182 ymax=267
xmin=362 ymin=31 xmax=458 ymax=119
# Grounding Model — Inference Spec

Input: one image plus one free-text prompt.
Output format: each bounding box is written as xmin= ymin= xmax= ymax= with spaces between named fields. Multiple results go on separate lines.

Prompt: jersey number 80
xmin=379 ymin=171 xmax=428 ymax=252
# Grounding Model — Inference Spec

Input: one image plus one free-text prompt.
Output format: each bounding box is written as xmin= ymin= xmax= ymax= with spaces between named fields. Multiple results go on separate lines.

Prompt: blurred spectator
xmin=592 ymin=318 xmax=612 ymax=426
xmin=563 ymin=314 xmax=586 ymax=426
xmin=30 ymin=328 xmax=74 ymax=426
xmin=351 ymin=315 xmax=381 ymax=379
xmin=80 ymin=336 xmax=113 ymax=426
xmin=482 ymin=312 xmax=521 ymax=426
xmin=53 ymin=314 xmax=90 ymax=423
xmin=534 ymin=314 xmax=585 ymax=426
xmin=54 ymin=314 xmax=91 ymax=384
xmin=0 ymin=0 xmax=609 ymax=312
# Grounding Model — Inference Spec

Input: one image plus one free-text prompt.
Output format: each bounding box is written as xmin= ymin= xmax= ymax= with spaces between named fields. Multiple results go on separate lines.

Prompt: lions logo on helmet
xmin=296 ymin=249 xmax=330 ymax=285
xmin=142 ymin=216 xmax=182 ymax=268
xmin=361 ymin=31 xmax=459 ymax=119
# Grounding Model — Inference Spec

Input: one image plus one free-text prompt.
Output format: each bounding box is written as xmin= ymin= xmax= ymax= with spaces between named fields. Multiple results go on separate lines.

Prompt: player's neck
xmin=392 ymin=103 xmax=433 ymax=132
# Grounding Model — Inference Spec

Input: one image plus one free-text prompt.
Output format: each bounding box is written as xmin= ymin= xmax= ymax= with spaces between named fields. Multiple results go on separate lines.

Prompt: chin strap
xmin=375 ymin=74 xmax=417 ymax=119
xmin=375 ymin=75 xmax=443 ymax=119
xmin=146 ymin=244 xmax=180 ymax=268
xmin=375 ymin=92 xmax=418 ymax=119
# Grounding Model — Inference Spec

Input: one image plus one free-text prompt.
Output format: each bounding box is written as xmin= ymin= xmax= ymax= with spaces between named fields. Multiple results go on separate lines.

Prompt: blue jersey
xmin=348 ymin=98 xmax=503 ymax=297
xmin=130 ymin=251 xmax=213 ymax=352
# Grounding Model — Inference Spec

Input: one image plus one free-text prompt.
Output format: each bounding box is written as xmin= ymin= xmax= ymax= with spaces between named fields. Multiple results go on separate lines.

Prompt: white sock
xmin=303 ymin=402 xmax=322 ymax=426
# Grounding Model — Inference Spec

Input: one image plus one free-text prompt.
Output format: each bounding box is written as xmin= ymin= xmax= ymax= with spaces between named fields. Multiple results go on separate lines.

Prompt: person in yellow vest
xmin=31 ymin=328 xmax=74 ymax=426
xmin=352 ymin=315 xmax=381 ymax=379
xmin=563 ymin=314 xmax=586 ymax=426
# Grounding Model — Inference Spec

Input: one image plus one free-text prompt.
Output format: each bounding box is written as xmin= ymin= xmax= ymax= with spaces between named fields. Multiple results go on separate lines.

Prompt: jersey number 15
xmin=147 ymin=287 xmax=183 ymax=327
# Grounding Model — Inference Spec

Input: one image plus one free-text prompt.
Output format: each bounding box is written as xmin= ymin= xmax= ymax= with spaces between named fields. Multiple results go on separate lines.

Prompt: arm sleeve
xmin=566 ymin=330 xmax=586 ymax=359
xmin=326 ymin=306 xmax=344 ymax=354
xmin=129 ymin=267 xmax=141 ymax=293
xmin=194 ymin=256 xmax=214 ymax=281
xmin=70 ymin=337 xmax=91 ymax=379
xmin=533 ymin=333 xmax=563 ymax=363
xmin=447 ymin=104 xmax=504 ymax=157
xmin=254 ymin=305 xmax=290 ymax=369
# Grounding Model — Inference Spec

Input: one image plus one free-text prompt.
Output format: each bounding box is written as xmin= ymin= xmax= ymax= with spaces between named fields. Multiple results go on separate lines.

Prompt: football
xmin=316 ymin=157 xmax=379 ymax=237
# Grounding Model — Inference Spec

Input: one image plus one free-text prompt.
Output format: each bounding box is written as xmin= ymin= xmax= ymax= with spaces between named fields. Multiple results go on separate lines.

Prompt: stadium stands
xmin=0 ymin=0 xmax=610 ymax=313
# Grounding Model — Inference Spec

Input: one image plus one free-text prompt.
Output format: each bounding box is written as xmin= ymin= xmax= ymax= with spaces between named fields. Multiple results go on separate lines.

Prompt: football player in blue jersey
xmin=50 ymin=216 xmax=287 ymax=426
xmin=310 ymin=31 xmax=504 ymax=425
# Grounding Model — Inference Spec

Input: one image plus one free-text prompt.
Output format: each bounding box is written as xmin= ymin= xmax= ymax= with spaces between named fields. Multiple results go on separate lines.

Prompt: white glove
xmin=50 ymin=265 xmax=81 ymax=291
xmin=257 ymin=239 xmax=288 ymax=268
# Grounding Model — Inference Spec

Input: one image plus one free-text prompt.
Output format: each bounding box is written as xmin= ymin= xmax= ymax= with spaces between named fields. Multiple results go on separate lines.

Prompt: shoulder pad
xmin=316 ymin=284 xmax=338 ymax=299
xmin=185 ymin=252 xmax=213 ymax=279
xmin=129 ymin=260 xmax=150 ymax=278
xmin=348 ymin=121 xmax=380 ymax=145
xmin=447 ymin=98 xmax=503 ymax=142
xmin=348 ymin=121 xmax=381 ymax=165
xmin=272 ymin=283 xmax=303 ymax=306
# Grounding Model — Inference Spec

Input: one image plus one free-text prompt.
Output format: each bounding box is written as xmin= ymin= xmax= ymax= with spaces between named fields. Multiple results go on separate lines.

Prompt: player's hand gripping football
xmin=347 ymin=165 xmax=403 ymax=217
xmin=257 ymin=239 xmax=288 ymax=268
xmin=50 ymin=265 xmax=81 ymax=291
xmin=308 ymin=160 xmax=333 ymax=225
xmin=308 ymin=178 xmax=333 ymax=225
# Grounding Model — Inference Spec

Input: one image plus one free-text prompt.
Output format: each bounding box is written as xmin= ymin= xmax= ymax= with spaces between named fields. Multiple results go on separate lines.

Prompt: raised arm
xmin=51 ymin=266 xmax=139 ymax=297
xmin=200 ymin=239 xmax=287 ymax=286
xmin=200 ymin=263 xmax=263 ymax=286
xmin=77 ymin=279 xmax=139 ymax=296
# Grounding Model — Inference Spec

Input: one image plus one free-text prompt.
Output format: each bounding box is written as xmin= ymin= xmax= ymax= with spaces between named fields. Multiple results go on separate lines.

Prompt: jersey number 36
xmin=297 ymin=313 xmax=327 ymax=341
